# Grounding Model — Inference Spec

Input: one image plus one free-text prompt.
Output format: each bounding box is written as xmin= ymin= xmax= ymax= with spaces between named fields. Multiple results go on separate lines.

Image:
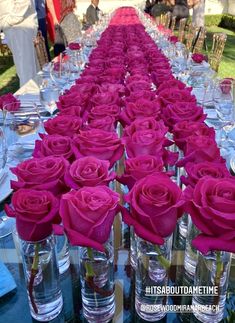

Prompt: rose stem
xmin=85 ymin=247 xmax=98 ymax=307
xmin=151 ymin=245 xmax=170 ymax=306
xmin=154 ymin=245 xmax=171 ymax=270
xmin=214 ymin=251 xmax=223 ymax=307
xmin=28 ymin=243 xmax=39 ymax=314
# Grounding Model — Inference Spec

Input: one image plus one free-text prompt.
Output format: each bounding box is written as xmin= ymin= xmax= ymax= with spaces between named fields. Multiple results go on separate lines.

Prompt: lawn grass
xmin=0 ymin=56 xmax=19 ymax=95
xmin=0 ymin=25 xmax=234 ymax=95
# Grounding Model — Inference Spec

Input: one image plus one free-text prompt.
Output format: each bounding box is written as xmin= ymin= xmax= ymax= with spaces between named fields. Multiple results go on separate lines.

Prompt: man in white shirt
xmin=0 ymin=0 xmax=39 ymax=87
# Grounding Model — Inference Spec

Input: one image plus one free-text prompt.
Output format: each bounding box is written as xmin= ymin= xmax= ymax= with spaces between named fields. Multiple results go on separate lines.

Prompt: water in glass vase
xmin=20 ymin=235 xmax=63 ymax=321
xmin=192 ymin=251 xmax=232 ymax=323
xmin=39 ymin=86 xmax=60 ymax=116
xmin=80 ymin=243 xmax=115 ymax=323
xmin=135 ymin=236 xmax=172 ymax=322
xmin=184 ymin=216 xmax=200 ymax=276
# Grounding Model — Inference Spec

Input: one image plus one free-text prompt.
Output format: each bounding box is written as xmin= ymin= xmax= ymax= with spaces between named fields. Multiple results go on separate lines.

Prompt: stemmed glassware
xmin=50 ymin=58 xmax=71 ymax=90
xmin=214 ymin=79 xmax=235 ymax=156
xmin=39 ymin=81 xmax=60 ymax=117
xmin=3 ymin=102 xmax=42 ymax=167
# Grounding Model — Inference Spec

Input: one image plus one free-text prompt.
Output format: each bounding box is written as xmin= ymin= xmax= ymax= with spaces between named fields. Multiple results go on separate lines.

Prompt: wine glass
xmin=3 ymin=102 xmax=42 ymax=167
xmin=0 ymin=127 xmax=16 ymax=238
xmin=68 ymin=51 xmax=84 ymax=82
xmin=39 ymin=83 xmax=60 ymax=116
xmin=50 ymin=60 xmax=71 ymax=90
xmin=214 ymin=79 xmax=235 ymax=155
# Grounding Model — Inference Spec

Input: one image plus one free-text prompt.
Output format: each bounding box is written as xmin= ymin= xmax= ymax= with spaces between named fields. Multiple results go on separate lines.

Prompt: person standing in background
xmin=86 ymin=0 xmax=101 ymax=27
xmin=46 ymin=0 xmax=77 ymax=55
xmin=172 ymin=0 xmax=189 ymax=23
xmin=35 ymin=0 xmax=58 ymax=60
xmin=0 ymin=0 xmax=39 ymax=87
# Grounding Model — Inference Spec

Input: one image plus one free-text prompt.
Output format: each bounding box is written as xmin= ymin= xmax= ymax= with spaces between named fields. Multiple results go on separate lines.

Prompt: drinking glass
xmin=214 ymin=79 xmax=235 ymax=153
xmin=3 ymin=102 xmax=42 ymax=166
xmin=39 ymin=83 xmax=60 ymax=116
xmin=50 ymin=60 xmax=71 ymax=89
xmin=0 ymin=127 xmax=17 ymax=238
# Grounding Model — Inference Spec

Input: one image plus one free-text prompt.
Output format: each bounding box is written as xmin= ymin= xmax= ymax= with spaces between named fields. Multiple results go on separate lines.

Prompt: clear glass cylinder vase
xmin=130 ymin=227 xmax=137 ymax=269
xmin=79 ymin=240 xmax=115 ymax=323
xmin=192 ymin=250 xmax=232 ymax=323
xmin=55 ymin=233 xmax=70 ymax=274
xmin=184 ymin=215 xmax=200 ymax=276
xmin=135 ymin=235 xmax=173 ymax=321
xmin=19 ymin=234 xmax=63 ymax=321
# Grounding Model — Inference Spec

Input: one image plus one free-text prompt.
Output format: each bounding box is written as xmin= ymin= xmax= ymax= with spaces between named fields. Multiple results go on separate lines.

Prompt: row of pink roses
xmin=5 ymin=8 xmax=235 ymax=254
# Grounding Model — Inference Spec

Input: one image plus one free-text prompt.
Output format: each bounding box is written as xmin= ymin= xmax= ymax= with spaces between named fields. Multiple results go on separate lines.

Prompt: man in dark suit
xmin=85 ymin=0 xmax=100 ymax=26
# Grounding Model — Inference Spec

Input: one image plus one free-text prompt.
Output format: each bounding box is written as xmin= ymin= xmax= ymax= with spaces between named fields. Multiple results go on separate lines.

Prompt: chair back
xmin=160 ymin=12 xmax=171 ymax=28
xmin=192 ymin=27 xmax=207 ymax=53
xmin=170 ymin=16 xmax=176 ymax=32
xmin=178 ymin=18 xmax=187 ymax=42
xmin=209 ymin=33 xmax=227 ymax=72
xmin=33 ymin=31 xmax=49 ymax=70
xmin=185 ymin=23 xmax=195 ymax=51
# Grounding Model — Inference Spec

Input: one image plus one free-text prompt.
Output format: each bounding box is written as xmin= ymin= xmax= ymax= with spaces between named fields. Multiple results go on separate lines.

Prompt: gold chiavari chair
xmin=178 ymin=18 xmax=187 ymax=43
xmin=192 ymin=27 xmax=207 ymax=53
xmin=170 ymin=16 xmax=176 ymax=33
xmin=208 ymin=33 xmax=227 ymax=72
xmin=33 ymin=31 xmax=49 ymax=70
xmin=160 ymin=12 xmax=172 ymax=29
xmin=185 ymin=23 xmax=196 ymax=51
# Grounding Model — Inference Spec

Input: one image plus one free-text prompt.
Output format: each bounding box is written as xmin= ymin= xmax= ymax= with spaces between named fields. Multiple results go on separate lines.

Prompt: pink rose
xmin=126 ymin=90 xmax=156 ymax=103
xmin=156 ymin=79 xmax=190 ymax=95
xmin=5 ymin=189 xmax=60 ymax=241
xmin=85 ymin=116 xmax=116 ymax=132
xmin=33 ymin=134 xmax=74 ymax=161
xmin=123 ymin=118 xmax=168 ymax=138
xmin=44 ymin=115 xmax=82 ymax=137
xmin=68 ymin=42 xmax=81 ymax=50
xmin=123 ymin=173 xmax=184 ymax=244
xmin=126 ymin=81 xmax=152 ymax=95
xmin=184 ymin=177 xmax=235 ymax=253
xmin=126 ymin=74 xmax=151 ymax=85
xmin=58 ymin=105 xmax=82 ymax=118
xmin=173 ymin=121 xmax=215 ymax=151
xmin=60 ymin=186 xmax=120 ymax=251
xmin=99 ymin=83 xmax=125 ymax=96
xmin=76 ymin=76 xmax=98 ymax=85
xmin=192 ymin=53 xmax=206 ymax=64
xmin=89 ymin=104 xmax=120 ymax=121
xmin=70 ymin=83 xmax=99 ymax=97
xmin=118 ymin=155 xmax=164 ymax=189
xmin=57 ymin=91 xmax=88 ymax=112
xmin=151 ymin=71 xmax=175 ymax=87
xmin=120 ymin=99 xmax=161 ymax=126
xmin=158 ymin=89 xmax=196 ymax=109
xmin=162 ymin=102 xmax=206 ymax=130
xmin=169 ymin=35 xmax=178 ymax=43
xmin=177 ymin=136 xmax=224 ymax=167
xmin=64 ymin=157 xmax=116 ymax=189
xmin=220 ymin=78 xmax=234 ymax=94
xmin=181 ymin=161 xmax=231 ymax=187
xmin=11 ymin=156 xmax=69 ymax=195
xmin=72 ymin=129 xmax=124 ymax=168
xmin=91 ymin=91 xmax=121 ymax=107
xmin=0 ymin=93 xmax=20 ymax=111
xmin=123 ymin=129 xmax=165 ymax=158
